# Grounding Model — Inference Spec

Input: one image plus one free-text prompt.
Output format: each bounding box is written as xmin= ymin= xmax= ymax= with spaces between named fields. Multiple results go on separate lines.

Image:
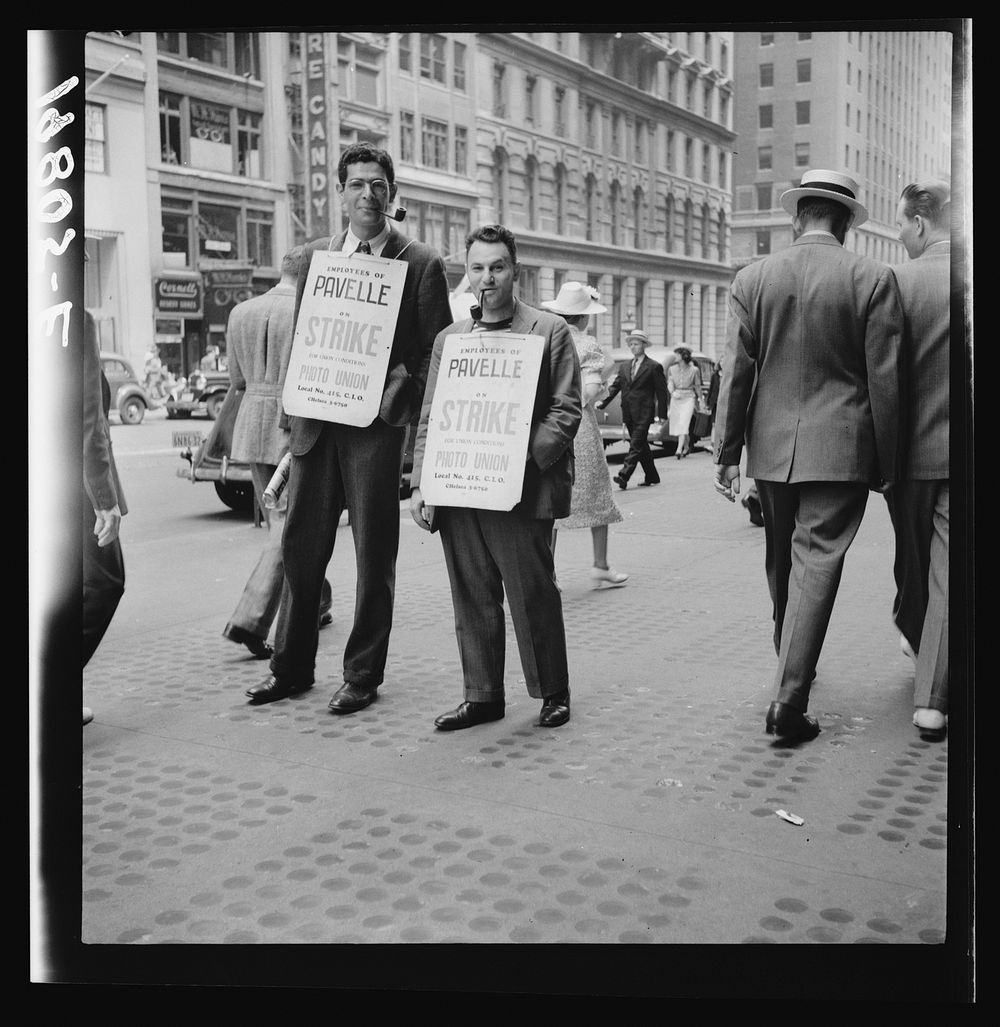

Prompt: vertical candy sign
xmin=283 ymin=250 xmax=407 ymax=427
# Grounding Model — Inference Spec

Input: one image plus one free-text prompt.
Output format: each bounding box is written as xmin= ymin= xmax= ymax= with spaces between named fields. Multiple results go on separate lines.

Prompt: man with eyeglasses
xmin=247 ymin=143 xmax=452 ymax=713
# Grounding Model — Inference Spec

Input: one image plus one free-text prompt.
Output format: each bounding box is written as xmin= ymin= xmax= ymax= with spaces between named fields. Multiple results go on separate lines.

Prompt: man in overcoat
xmin=597 ymin=329 xmax=668 ymax=489
xmin=221 ymin=246 xmax=332 ymax=661
xmin=248 ymin=144 xmax=452 ymax=712
xmin=713 ymin=169 xmax=903 ymax=743
xmin=409 ymin=224 xmax=582 ymax=730
xmin=887 ymin=179 xmax=952 ymax=741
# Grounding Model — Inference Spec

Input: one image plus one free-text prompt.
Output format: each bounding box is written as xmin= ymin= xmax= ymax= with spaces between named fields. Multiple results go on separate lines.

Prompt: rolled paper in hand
xmin=263 ymin=452 xmax=292 ymax=509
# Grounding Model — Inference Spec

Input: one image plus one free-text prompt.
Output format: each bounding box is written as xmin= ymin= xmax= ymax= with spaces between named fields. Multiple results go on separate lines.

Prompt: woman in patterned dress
xmin=541 ymin=283 xmax=628 ymax=589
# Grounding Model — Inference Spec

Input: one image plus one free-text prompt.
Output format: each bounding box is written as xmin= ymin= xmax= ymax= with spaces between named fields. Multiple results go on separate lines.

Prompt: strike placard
xmin=421 ymin=333 xmax=544 ymax=511
xmin=282 ymin=249 xmax=407 ymax=426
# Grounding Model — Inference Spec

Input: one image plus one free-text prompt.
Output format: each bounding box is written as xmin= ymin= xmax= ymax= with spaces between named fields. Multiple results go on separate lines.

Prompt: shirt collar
xmin=798 ymin=229 xmax=839 ymax=240
xmin=344 ymin=223 xmax=391 ymax=256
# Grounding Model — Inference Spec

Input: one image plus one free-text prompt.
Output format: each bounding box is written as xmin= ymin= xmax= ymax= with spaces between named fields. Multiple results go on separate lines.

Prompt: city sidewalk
xmin=77 ymin=445 xmax=961 ymax=989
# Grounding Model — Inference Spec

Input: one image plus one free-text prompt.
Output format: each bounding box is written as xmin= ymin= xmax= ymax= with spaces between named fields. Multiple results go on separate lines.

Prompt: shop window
xmin=246 ymin=210 xmax=274 ymax=267
xmin=85 ymin=102 xmax=106 ymax=174
xmin=159 ymin=91 xmax=182 ymax=165
xmin=189 ymin=100 xmax=232 ymax=174
xmin=162 ymin=200 xmax=193 ymax=266
xmin=198 ymin=203 xmax=239 ymax=259
xmin=236 ymin=110 xmax=261 ymax=178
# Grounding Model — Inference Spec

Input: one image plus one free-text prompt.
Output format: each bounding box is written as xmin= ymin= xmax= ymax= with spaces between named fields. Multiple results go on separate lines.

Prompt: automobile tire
xmin=119 ymin=396 xmax=146 ymax=425
xmin=205 ymin=393 xmax=225 ymax=421
xmin=214 ymin=481 xmax=254 ymax=513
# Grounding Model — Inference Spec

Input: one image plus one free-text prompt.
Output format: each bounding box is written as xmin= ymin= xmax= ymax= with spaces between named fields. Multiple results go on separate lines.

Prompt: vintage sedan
xmin=176 ymin=395 xmax=418 ymax=514
xmin=165 ymin=368 xmax=231 ymax=420
xmin=100 ymin=351 xmax=159 ymax=425
xmin=595 ymin=344 xmax=716 ymax=455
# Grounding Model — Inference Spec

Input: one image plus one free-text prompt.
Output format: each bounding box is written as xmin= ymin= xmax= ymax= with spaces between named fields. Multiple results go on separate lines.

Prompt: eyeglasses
xmin=344 ymin=178 xmax=390 ymax=197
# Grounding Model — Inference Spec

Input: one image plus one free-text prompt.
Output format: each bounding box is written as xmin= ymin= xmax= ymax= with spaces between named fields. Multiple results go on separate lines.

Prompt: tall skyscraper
xmin=731 ymin=29 xmax=952 ymax=267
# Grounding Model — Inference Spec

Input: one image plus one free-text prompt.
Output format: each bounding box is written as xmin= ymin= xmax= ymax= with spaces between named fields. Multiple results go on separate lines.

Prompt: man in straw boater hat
xmin=712 ymin=169 xmax=904 ymax=743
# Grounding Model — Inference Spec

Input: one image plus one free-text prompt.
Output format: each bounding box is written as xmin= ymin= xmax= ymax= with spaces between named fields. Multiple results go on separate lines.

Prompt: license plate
xmin=173 ymin=431 xmax=204 ymax=449
xmin=181 ymin=391 xmax=194 ymax=401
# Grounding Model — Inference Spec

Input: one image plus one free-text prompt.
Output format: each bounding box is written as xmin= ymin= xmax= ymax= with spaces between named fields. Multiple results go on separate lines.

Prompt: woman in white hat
xmin=667 ymin=344 xmax=704 ymax=459
xmin=541 ymin=282 xmax=628 ymax=589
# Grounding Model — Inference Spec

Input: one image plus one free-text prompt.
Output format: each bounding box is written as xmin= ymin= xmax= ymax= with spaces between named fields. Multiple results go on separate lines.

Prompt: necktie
xmin=632 ymin=358 xmax=641 ymax=377
xmin=357 ymin=241 xmax=371 ymax=254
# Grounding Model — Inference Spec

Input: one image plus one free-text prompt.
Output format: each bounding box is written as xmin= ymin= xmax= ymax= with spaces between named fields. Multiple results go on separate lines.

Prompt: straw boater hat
xmin=540 ymin=281 xmax=608 ymax=316
xmin=626 ymin=329 xmax=650 ymax=344
xmin=779 ymin=169 xmax=868 ymax=228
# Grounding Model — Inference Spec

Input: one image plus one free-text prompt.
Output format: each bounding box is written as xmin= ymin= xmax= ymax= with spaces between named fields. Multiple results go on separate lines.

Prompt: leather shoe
xmin=638 ymin=477 xmax=660 ymax=487
xmin=223 ymin=623 xmax=273 ymax=659
xmin=246 ymin=675 xmax=311 ymax=704
xmin=913 ymin=708 xmax=947 ymax=742
xmin=742 ymin=493 xmax=765 ymax=527
xmin=765 ymin=700 xmax=820 ymax=742
xmin=539 ymin=690 xmax=570 ymax=728
xmin=613 ymin=474 xmax=628 ymax=490
xmin=328 ymin=682 xmax=378 ymax=715
xmin=82 ymin=707 xmax=94 ymax=726
xmin=434 ymin=701 xmax=505 ymax=731
xmin=319 ymin=610 xmax=333 ymax=629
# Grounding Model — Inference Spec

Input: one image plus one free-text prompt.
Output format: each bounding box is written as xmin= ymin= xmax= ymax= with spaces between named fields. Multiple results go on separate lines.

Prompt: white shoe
xmin=590 ymin=566 xmax=629 ymax=589
xmin=913 ymin=707 xmax=946 ymax=740
xmin=899 ymin=635 xmax=916 ymax=660
xmin=83 ymin=707 xmax=94 ymax=726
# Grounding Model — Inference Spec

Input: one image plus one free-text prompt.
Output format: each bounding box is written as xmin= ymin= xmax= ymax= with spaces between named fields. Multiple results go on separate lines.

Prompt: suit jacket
xmin=892 ymin=240 xmax=950 ymax=480
xmin=226 ymin=282 xmax=297 ymax=465
xmin=83 ymin=310 xmax=127 ymax=515
xmin=287 ymin=226 xmax=452 ymax=456
xmin=410 ymin=301 xmax=583 ymax=520
xmin=604 ymin=354 xmax=668 ymax=424
xmin=714 ymin=234 xmax=903 ymax=486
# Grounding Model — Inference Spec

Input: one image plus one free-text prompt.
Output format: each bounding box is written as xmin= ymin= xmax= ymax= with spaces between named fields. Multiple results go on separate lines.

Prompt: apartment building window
xmin=189 ymin=100 xmax=233 ymax=174
xmin=756 ymin=229 xmax=771 ymax=256
xmin=760 ymin=32 xmax=774 ymax=46
xmin=847 ymin=61 xmax=852 ymax=84
xmin=796 ymin=100 xmax=811 ymax=125
xmin=233 ymin=33 xmax=260 ymax=78
xmin=797 ymin=59 xmax=811 ymax=83
xmin=585 ymin=173 xmax=597 ymax=242
xmin=634 ymin=118 xmax=645 ymax=163
xmin=555 ymin=86 xmax=566 ymax=137
xmin=338 ymin=38 xmax=382 ymax=106
xmin=684 ymin=198 xmax=694 ymax=255
xmin=685 ymin=137 xmax=694 ymax=177
xmin=493 ymin=148 xmax=508 ymax=223
xmin=421 ymin=117 xmax=448 ymax=169
xmin=187 ymin=31 xmax=227 ymax=68
xmin=664 ymin=194 xmax=675 ymax=252
xmin=246 ymin=208 xmax=274 ymax=266
xmin=668 ymin=68 xmax=677 ymax=104
xmin=794 ymin=142 xmax=810 ymax=167
xmin=798 ymin=32 xmax=812 ymax=41
xmin=845 ymin=144 xmax=850 ymax=166
xmin=236 ymin=110 xmax=262 ymax=177
xmin=717 ymin=209 xmax=727 ymax=261
xmin=611 ymin=112 xmax=622 ymax=156
xmin=585 ymin=101 xmax=597 ymax=148
xmin=554 ymin=164 xmax=566 ymax=233
xmin=666 ymin=130 xmax=675 ymax=172
xmin=720 ymin=91 xmax=730 ymax=124
xmin=162 ymin=198 xmax=192 ymax=263
xmin=420 ymin=33 xmax=446 ymax=83
xmin=526 ymin=156 xmax=538 ymax=229
xmin=758 ymin=145 xmax=772 ymax=171
xmin=198 ymin=202 xmax=239 ymax=259
xmin=525 ymin=75 xmax=537 ymax=125
xmin=701 ymin=142 xmax=711 ymax=182
xmin=398 ymin=33 xmax=412 ymax=73
xmin=454 ymin=125 xmax=467 ymax=175
xmin=756 ymin=183 xmax=771 ymax=210
xmin=633 ymin=187 xmax=645 ymax=248
xmin=85 ymin=102 xmax=107 ymax=173
xmin=400 ymin=110 xmax=414 ymax=162
xmin=159 ymin=91 xmax=182 ymax=165
xmin=719 ymin=41 xmax=729 ymax=75
xmin=846 ymin=102 xmax=851 ymax=126
xmin=759 ymin=104 xmax=773 ymax=129
xmin=760 ymin=63 xmax=774 ymax=87
xmin=701 ymin=204 xmax=711 ymax=259
xmin=453 ymin=41 xmax=466 ymax=90
xmin=157 ymin=31 xmax=261 ymax=79
xmin=493 ymin=62 xmax=506 ymax=117
xmin=703 ymin=83 xmax=712 ymax=119
xmin=718 ymin=150 xmax=727 ymax=189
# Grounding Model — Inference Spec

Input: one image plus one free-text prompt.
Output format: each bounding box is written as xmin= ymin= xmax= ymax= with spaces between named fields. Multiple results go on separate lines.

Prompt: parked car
xmin=166 ymin=368 xmax=230 ymax=420
xmin=176 ymin=408 xmax=419 ymax=514
xmin=100 ymin=351 xmax=158 ymax=425
xmin=595 ymin=344 xmax=716 ymax=455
